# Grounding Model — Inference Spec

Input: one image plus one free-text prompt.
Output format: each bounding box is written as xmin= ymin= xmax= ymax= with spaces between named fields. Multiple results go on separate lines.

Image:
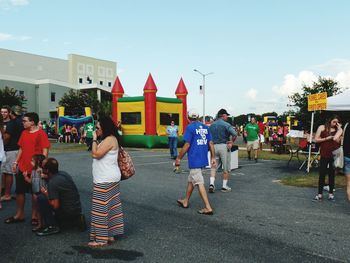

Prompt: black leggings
xmin=318 ymin=157 xmax=335 ymax=195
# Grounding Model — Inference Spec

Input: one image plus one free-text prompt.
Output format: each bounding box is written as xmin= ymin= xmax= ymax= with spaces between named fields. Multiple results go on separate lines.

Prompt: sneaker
xmin=209 ymin=184 xmax=215 ymax=193
xmin=312 ymin=195 xmax=322 ymax=201
xmin=221 ymin=186 xmax=232 ymax=193
xmin=328 ymin=195 xmax=335 ymax=201
xmin=36 ymin=225 xmax=60 ymax=236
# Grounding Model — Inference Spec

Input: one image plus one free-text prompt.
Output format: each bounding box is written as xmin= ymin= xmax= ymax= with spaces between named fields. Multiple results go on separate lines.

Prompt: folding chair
xmin=287 ymin=138 xmax=308 ymax=166
xmin=299 ymin=142 xmax=320 ymax=171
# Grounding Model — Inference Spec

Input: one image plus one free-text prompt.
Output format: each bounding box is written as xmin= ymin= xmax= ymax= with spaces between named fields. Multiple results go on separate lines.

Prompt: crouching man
xmin=36 ymin=158 xmax=84 ymax=236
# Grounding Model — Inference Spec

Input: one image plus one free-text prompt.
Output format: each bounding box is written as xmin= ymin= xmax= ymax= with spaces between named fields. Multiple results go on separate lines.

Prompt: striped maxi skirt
xmin=89 ymin=182 xmax=124 ymax=243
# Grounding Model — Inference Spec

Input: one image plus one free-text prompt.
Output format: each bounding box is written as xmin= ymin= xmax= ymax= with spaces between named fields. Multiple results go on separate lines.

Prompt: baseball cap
xmin=188 ymin=108 xmax=199 ymax=119
xmin=217 ymin=108 xmax=230 ymax=116
xmin=11 ymin=105 xmax=22 ymax=116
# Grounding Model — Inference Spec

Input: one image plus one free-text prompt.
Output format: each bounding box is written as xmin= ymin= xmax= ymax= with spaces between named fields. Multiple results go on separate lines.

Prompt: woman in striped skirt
xmin=88 ymin=116 xmax=124 ymax=247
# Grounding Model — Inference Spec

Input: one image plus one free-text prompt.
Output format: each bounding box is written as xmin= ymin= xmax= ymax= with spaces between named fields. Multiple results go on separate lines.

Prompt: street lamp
xmin=193 ymin=69 xmax=214 ymax=123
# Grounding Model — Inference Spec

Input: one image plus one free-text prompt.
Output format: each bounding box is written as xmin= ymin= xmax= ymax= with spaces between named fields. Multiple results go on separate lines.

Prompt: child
xmin=23 ymin=154 xmax=46 ymax=231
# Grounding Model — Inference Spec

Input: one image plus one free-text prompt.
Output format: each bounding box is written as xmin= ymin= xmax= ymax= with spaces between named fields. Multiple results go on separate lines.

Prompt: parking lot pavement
xmin=0 ymin=149 xmax=349 ymax=262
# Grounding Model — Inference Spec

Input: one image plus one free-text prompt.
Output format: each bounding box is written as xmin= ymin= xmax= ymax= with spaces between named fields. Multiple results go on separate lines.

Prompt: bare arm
xmin=12 ymin=148 xmax=22 ymax=172
xmin=333 ymin=123 xmax=343 ymax=143
xmin=315 ymin=125 xmax=333 ymax=144
xmin=92 ymin=136 xmax=116 ymax=159
xmin=209 ymin=141 xmax=216 ymax=167
xmin=175 ymin=142 xmax=190 ymax=166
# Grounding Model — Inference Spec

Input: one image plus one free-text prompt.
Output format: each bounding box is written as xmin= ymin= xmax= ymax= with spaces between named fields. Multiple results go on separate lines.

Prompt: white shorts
xmin=1 ymin=150 xmax=17 ymax=175
xmin=188 ymin=169 xmax=204 ymax=186
xmin=247 ymin=140 xmax=259 ymax=151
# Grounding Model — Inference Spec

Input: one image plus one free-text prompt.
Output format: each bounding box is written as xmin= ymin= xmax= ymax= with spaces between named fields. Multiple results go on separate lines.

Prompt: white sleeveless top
xmin=92 ymin=143 xmax=121 ymax=183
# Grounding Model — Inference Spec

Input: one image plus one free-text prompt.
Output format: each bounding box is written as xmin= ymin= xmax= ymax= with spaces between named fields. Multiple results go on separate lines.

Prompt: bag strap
xmin=341 ymin=123 xmax=348 ymax=146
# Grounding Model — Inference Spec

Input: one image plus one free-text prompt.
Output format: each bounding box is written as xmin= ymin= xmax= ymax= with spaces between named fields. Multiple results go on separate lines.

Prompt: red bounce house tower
xmin=175 ymin=77 xmax=189 ymax=132
xmin=143 ymin=73 xmax=158 ymax=135
xmin=111 ymin=76 xmax=125 ymax=124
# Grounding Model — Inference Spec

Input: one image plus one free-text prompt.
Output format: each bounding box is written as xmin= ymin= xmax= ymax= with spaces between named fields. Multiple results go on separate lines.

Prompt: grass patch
xmin=50 ymin=143 xmax=87 ymax=153
xmin=280 ymin=172 xmax=346 ymax=188
xmin=238 ymin=148 xmax=302 ymax=162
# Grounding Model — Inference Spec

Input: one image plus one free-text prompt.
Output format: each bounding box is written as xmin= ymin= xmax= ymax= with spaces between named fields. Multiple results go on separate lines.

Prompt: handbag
xmin=118 ymin=146 xmax=135 ymax=180
xmin=333 ymin=146 xmax=344 ymax=169
xmin=332 ymin=123 xmax=348 ymax=169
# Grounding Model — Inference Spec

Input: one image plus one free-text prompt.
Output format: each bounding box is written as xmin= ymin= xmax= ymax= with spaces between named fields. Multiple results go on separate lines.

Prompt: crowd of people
xmin=0 ymin=105 xmax=124 ymax=248
xmin=1 ymin=104 xmax=350 ymax=249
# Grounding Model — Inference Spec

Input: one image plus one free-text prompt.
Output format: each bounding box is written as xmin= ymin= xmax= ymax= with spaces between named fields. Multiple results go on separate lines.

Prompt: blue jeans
xmin=168 ymin=137 xmax=178 ymax=158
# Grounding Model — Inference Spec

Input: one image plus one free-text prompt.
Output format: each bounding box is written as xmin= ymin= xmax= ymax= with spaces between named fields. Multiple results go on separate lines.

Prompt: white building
xmin=0 ymin=48 xmax=117 ymax=121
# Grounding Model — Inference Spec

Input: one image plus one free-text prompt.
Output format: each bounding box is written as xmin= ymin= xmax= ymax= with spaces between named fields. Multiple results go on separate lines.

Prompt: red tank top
xmin=320 ymin=130 xmax=340 ymax=158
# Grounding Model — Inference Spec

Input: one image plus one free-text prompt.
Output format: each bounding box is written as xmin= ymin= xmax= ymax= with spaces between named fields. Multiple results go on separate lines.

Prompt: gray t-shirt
xmin=48 ymin=171 xmax=82 ymax=216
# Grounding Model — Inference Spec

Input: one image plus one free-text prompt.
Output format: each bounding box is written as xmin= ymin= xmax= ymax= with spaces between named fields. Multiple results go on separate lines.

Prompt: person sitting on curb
xmin=175 ymin=109 xmax=216 ymax=215
xmin=35 ymin=158 xmax=84 ymax=236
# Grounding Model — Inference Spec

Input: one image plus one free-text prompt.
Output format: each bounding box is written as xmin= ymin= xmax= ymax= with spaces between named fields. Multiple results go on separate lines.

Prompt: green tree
xmin=0 ymin=86 xmax=24 ymax=108
xmin=59 ymin=90 xmax=112 ymax=117
xmin=288 ymin=76 xmax=342 ymax=131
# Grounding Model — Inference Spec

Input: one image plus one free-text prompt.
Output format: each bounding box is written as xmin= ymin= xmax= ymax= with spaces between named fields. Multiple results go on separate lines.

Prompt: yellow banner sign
xmin=308 ymin=92 xmax=327 ymax=111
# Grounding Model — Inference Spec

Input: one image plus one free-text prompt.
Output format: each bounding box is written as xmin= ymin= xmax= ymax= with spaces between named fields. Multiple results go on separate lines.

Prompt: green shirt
xmin=84 ymin=123 xmax=95 ymax=139
xmin=245 ymin=123 xmax=259 ymax=141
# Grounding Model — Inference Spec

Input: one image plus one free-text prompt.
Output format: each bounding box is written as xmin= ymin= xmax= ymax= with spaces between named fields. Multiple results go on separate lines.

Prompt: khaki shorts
xmin=1 ymin=150 xmax=17 ymax=175
xmin=214 ymin=144 xmax=231 ymax=172
xmin=247 ymin=140 xmax=259 ymax=151
xmin=188 ymin=168 xmax=204 ymax=186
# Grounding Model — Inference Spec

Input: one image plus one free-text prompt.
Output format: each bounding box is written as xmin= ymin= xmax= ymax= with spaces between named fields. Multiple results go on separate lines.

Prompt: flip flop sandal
xmin=197 ymin=209 xmax=214 ymax=215
xmin=88 ymin=241 xmax=109 ymax=248
xmin=4 ymin=216 xmax=25 ymax=224
xmin=0 ymin=196 xmax=12 ymax=202
xmin=177 ymin=200 xmax=189 ymax=209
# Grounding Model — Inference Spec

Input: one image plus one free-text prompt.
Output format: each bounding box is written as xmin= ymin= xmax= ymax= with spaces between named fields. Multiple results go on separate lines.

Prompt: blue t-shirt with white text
xmin=183 ymin=121 xmax=212 ymax=169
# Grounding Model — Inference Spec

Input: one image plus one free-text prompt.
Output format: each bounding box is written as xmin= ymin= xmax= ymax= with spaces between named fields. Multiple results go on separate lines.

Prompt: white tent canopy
xmin=326 ymin=89 xmax=350 ymax=111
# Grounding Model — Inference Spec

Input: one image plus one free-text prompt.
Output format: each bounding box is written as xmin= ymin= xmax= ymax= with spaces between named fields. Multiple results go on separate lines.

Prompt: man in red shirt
xmin=4 ymin=112 xmax=50 ymax=224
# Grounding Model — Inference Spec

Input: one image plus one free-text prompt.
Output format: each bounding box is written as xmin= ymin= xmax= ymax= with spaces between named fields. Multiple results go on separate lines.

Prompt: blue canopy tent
xmin=58 ymin=115 xmax=94 ymax=130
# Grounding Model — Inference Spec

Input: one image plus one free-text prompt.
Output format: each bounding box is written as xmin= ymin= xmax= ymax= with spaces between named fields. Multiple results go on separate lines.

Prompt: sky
xmin=1 ymin=0 xmax=350 ymax=118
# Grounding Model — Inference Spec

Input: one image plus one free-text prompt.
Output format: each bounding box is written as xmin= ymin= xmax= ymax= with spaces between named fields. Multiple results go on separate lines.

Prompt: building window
xmin=108 ymin=82 xmax=112 ymax=87
xmin=51 ymin=92 xmax=56 ymax=102
xmin=87 ymin=76 xmax=92 ymax=84
xmin=99 ymin=81 xmax=103 ymax=86
xmin=121 ymin=112 xmax=142 ymax=125
xmin=79 ymin=78 xmax=83 ymax=84
xmin=160 ymin=113 xmax=179 ymax=125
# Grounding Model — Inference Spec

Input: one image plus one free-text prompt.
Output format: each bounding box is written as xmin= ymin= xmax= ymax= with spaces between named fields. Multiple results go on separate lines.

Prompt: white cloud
xmin=10 ymin=0 xmax=28 ymax=6
xmin=18 ymin=35 xmax=31 ymax=41
xmin=0 ymin=32 xmax=13 ymax=41
xmin=272 ymin=71 xmax=318 ymax=96
xmin=311 ymin=59 xmax=350 ymax=75
xmin=0 ymin=32 xmax=31 ymax=41
xmin=0 ymin=0 xmax=29 ymax=9
xmin=335 ymin=71 xmax=350 ymax=89
xmin=245 ymin=88 xmax=257 ymax=100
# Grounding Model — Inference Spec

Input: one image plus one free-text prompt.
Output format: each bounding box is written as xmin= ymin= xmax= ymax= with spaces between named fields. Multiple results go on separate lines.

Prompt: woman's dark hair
xmin=325 ymin=114 xmax=340 ymax=134
xmin=32 ymin=154 xmax=46 ymax=169
xmin=98 ymin=116 xmax=119 ymax=140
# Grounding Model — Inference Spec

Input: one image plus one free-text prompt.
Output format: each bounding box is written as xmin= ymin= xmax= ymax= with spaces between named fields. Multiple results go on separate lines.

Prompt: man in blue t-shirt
xmin=175 ymin=109 xmax=216 ymax=215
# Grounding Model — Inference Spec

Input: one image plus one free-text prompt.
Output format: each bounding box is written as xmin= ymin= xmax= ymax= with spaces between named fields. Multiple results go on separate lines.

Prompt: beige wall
xmin=0 ymin=48 xmax=67 ymax=82
xmin=68 ymin=54 xmax=116 ymax=90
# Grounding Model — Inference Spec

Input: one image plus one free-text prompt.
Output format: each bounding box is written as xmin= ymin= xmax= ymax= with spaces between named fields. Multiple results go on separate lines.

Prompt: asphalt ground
xmin=0 ymin=148 xmax=350 ymax=263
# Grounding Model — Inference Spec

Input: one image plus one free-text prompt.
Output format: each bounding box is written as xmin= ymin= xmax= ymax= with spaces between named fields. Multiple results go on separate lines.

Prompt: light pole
xmin=194 ymin=69 xmax=214 ymax=123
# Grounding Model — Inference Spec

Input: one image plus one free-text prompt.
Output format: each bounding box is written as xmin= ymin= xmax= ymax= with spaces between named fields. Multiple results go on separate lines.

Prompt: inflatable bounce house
xmin=57 ymin=106 xmax=94 ymax=131
xmin=111 ymin=73 xmax=189 ymax=148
